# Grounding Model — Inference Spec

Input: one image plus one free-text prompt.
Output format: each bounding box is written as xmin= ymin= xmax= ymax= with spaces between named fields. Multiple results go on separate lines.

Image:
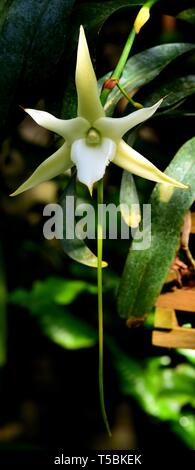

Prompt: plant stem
xmin=100 ymin=27 xmax=136 ymax=107
xmin=101 ymin=0 xmax=159 ymax=107
xmin=97 ymin=179 xmax=111 ymax=437
xmin=98 ymin=5 xmax=138 ymax=438
xmin=113 ymin=28 xmax=136 ymax=81
xmin=116 ymin=82 xmax=143 ymax=109
xmin=97 ymin=0 xmax=158 ymax=437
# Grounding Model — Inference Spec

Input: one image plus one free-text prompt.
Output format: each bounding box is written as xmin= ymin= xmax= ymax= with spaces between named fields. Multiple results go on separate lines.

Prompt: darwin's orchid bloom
xmin=11 ymin=26 xmax=187 ymax=197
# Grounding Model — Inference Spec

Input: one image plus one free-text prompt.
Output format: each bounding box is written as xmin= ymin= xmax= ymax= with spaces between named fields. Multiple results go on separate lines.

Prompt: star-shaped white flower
xmin=11 ymin=26 xmax=187 ymax=197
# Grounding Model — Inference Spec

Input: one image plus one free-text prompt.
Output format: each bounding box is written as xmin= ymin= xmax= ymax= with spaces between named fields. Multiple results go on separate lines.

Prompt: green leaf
xmin=38 ymin=303 xmax=97 ymax=349
xmin=98 ymin=43 xmax=195 ymax=115
xmin=9 ymin=277 xmax=97 ymax=349
xmin=60 ymin=176 xmax=107 ymax=268
xmin=111 ymin=342 xmax=195 ymax=447
xmin=120 ymin=171 xmax=141 ymax=227
xmin=117 ymin=137 xmax=195 ymax=320
xmin=115 ymin=349 xmax=195 ymax=423
xmin=9 ymin=276 xmax=97 ymax=311
xmin=0 ymin=1 xmax=13 ymax=29
xmin=177 ymin=349 xmax=195 ymax=365
xmin=177 ymin=8 xmax=195 ymax=25
xmin=142 ymin=75 xmax=195 ymax=109
xmin=72 ymin=0 xmax=143 ymax=37
xmin=0 ymin=0 xmax=75 ymax=133
xmin=172 ymin=414 xmax=195 ymax=448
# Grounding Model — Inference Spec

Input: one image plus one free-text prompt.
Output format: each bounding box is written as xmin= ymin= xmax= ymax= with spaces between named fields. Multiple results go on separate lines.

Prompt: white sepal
xmin=76 ymin=26 xmax=105 ymax=123
xmin=25 ymin=109 xmax=89 ymax=143
xmin=10 ymin=143 xmax=72 ymax=196
xmin=95 ymin=99 xmax=163 ymax=141
xmin=114 ymin=140 xmax=188 ymax=188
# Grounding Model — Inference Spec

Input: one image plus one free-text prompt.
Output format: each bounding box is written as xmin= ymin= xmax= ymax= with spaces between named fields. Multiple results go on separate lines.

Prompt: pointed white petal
xmin=71 ymin=138 xmax=116 ymax=191
xmin=10 ymin=143 xmax=72 ymax=196
xmin=25 ymin=108 xmax=89 ymax=143
xmin=76 ymin=26 xmax=104 ymax=123
xmin=113 ymin=140 xmax=188 ymax=188
xmin=95 ymin=99 xmax=163 ymax=141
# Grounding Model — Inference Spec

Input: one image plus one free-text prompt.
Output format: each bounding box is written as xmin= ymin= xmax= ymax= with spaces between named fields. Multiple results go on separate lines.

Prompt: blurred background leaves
xmin=118 ymin=137 xmax=195 ymax=320
xmin=0 ymin=0 xmax=195 ymax=451
xmin=0 ymin=0 xmax=76 ymax=136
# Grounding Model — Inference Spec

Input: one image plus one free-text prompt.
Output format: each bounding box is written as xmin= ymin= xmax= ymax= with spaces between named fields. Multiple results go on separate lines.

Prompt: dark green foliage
xmin=118 ymin=137 xmax=195 ymax=319
xmin=9 ymin=276 xmax=97 ymax=348
xmin=99 ymin=43 xmax=195 ymax=115
xmin=0 ymin=0 xmax=75 ymax=134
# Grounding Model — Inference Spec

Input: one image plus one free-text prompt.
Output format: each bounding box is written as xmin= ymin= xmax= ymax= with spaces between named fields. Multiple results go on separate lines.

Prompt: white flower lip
xmin=11 ymin=25 xmax=188 ymax=197
xmin=71 ymin=137 xmax=116 ymax=193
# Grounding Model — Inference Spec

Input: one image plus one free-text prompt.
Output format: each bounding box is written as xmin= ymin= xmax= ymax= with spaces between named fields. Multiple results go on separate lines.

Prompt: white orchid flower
xmin=11 ymin=26 xmax=187 ymax=197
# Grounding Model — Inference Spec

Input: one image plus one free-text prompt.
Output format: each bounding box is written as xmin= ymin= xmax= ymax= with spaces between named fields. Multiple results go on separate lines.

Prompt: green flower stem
xmin=113 ymin=28 xmax=136 ymax=81
xmin=97 ymin=0 xmax=159 ymax=437
xmin=100 ymin=28 xmax=136 ymax=107
xmin=98 ymin=3 xmax=143 ymax=437
xmin=100 ymin=0 xmax=159 ymax=107
xmin=97 ymin=179 xmax=111 ymax=437
xmin=146 ymin=0 xmax=158 ymax=9
xmin=116 ymin=82 xmax=143 ymax=109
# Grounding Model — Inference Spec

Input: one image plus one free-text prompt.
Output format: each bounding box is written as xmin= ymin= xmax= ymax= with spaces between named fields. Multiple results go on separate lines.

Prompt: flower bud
xmin=134 ymin=6 xmax=150 ymax=34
